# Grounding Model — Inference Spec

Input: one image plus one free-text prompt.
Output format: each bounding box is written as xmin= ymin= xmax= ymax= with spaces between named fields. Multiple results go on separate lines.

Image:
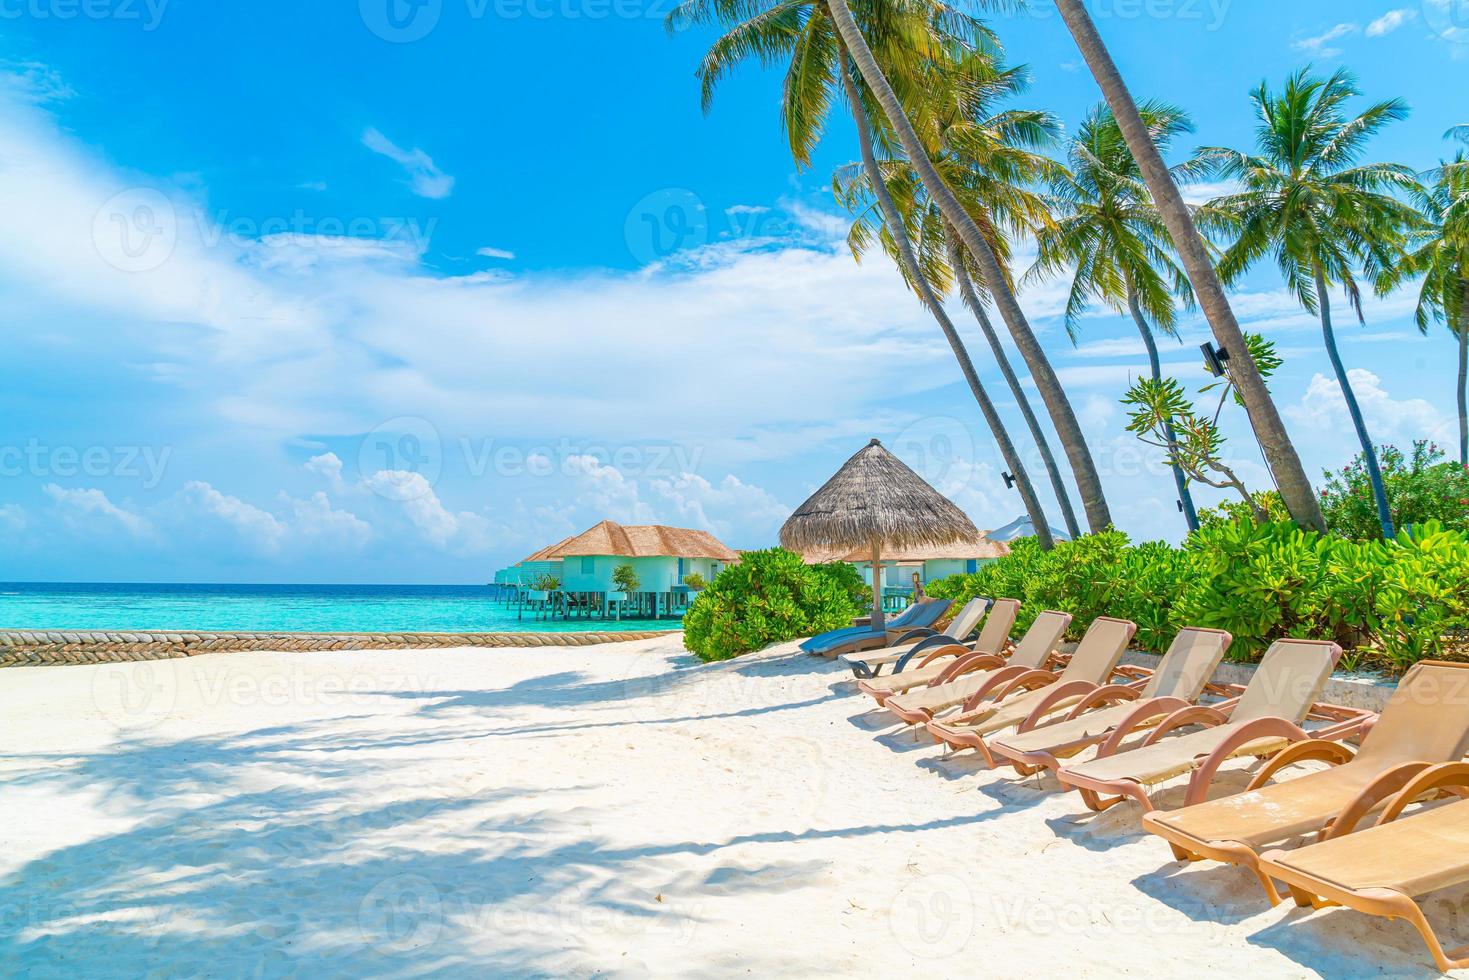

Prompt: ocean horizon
xmin=0 ymin=582 xmax=680 ymax=634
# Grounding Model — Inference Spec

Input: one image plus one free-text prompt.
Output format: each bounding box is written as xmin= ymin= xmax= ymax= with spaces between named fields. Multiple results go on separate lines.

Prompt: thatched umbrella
xmin=780 ymin=439 xmax=979 ymax=630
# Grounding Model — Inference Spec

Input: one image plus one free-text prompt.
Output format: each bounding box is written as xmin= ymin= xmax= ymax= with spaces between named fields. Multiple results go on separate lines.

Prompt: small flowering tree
xmin=1320 ymin=441 xmax=1469 ymax=539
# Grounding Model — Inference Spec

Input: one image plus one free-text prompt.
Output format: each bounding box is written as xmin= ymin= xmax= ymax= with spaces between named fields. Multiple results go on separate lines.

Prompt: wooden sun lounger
xmin=885 ymin=610 xmax=1075 ymax=726
xmin=920 ymin=617 xmax=1138 ymax=764
xmin=988 ymin=627 xmax=1234 ymax=776
xmin=840 ymin=597 xmax=991 ymax=679
xmin=802 ymin=599 xmax=951 ymax=659
xmin=1055 ymin=639 xmax=1373 ymax=814
xmin=1260 ymin=767 xmax=1469 ymax=972
xmin=855 ymin=599 xmax=1020 ymax=706
xmin=1142 ymin=660 xmax=1469 ymax=903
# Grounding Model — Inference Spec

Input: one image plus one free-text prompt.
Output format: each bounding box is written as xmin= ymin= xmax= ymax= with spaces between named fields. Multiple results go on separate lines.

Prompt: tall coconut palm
xmin=1048 ymin=0 xmax=1326 ymax=532
xmin=669 ymin=0 xmax=1057 ymax=546
xmin=834 ymin=52 xmax=1084 ymax=538
xmin=822 ymin=0 xmax=1114 ymax=534
xmin=1379 ymin=153 xmax=1469 ymax=464
xmin=1030 ymin=101 xmax=1206 ymax=532
xmin=1203 ymin=68 xmax=1421 ymax=539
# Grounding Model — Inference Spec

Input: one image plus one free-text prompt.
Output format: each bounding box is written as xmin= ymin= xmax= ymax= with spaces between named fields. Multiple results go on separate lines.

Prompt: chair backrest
xmin=944 ymin=598 xmax=991 ymax=642
xmin=1008 ymin=610 xmax=1073 ymax=671
xmin=905 ymin=599 xmax=951 ymax=630
xmin=1357 ymin=661 xmax=1469 ymax=767
xmin=1057 ymin=617 xmax=1136 ymax=685
xmin=1230 ymin=639 xmax=1343 ymax=724
xmin=974 ymin=598 xmax=1020 ymax=655
xmin=1140 ymin=628 xmax=1233 ymax=700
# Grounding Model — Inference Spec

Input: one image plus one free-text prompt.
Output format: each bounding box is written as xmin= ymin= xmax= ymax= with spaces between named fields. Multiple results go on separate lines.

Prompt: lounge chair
xmin=856 ymin=599 xmax=1021 ymax=705
xmin=1056 ymin=639 xmax=1371 ymax=814
xmin=840 ymin=597 xmax=991 ymax=679
xmin=798 ymin=600 xmax=931 ymax=654
xmin=885 ymin=610 xmax=1077 ymax=726
xmin=988 ymin=627 xmax=1234 ymax=777
xmin=1142 ymin=660 xmax=1469 ymax=903
xmin=920 ymin=617 xmax=1137 ymax=763
xmin=1259 ymin=768 xmax=1469 ymax=973
xmin=800 ymin=599 xmax=950 ymax=659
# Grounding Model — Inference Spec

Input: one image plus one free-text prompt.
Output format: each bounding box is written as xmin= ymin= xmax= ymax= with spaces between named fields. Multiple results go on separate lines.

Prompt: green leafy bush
xmin=682 ymin=548 xmax=868 ymax=662
xmin=528 ymin=573 xmax=561 ymax=591
xmin=611 ymin=564 xmax=641 ymax=594
xmin=682 ymin=572 xmax=708 ymax=591
xmin=1320 ymin=441 xmax=1469 ymax=540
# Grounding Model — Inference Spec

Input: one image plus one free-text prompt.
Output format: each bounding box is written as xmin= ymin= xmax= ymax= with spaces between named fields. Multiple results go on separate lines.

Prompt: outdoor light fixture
xmin=1002 ymin=472 xmax=1017 ymax=490
xmin=1200 ymin=342 xmax=1231 ymax=378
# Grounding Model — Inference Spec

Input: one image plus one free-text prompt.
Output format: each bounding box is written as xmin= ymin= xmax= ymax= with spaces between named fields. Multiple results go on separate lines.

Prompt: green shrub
xmin=611 ymin=564 xmax=641 ymax=594
xmin=1320 ymin=441 xmax=1469 ymax=540
xmin=682 ymin=572 xmax=708 ymax=591
xmin=682 ymin=548 xmax=867 ymax=662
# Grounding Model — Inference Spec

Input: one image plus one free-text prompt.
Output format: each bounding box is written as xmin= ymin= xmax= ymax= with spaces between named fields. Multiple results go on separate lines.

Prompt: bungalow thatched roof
xmin=522 ymin=520 xmax=738 ymax=563
xmin=799 ymin=532 xmax=1009 ymax=565
xmin=779 ymin=439 xmax=979 ymax=554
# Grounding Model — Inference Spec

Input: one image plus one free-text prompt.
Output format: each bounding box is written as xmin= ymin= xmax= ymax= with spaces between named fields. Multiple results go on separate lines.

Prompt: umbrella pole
xmin=870 ymin=539 xmax=885 ymax=633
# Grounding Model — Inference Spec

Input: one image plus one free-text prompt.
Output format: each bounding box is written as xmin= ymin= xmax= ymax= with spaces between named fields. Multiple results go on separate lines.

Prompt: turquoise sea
xmin=0 ymin=583 xmax=679 ymax=633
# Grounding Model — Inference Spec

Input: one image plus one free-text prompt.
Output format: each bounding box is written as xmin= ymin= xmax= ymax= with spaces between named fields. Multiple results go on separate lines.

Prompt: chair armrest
xmin=957 ymin=664 xmax=1035 ymax=708
xmin=932 ymin=652 xmax=1006 ymax=686
xmin=1061 ymin=684 xmax=1142 ymax=721
xmin=983 ymin=668 xmax=1061 ymax=704
xmin=1139 ymin=704 xmax=1233 ymax=747
xmin=1243 ymin=738 xmax=1357 ymax=792
xmin=1322 ymin=761 xmax=1437 ymax=840
xmin=1111 ymin=664 xmax=1153 ymax=683
xmin=1182 ymin=717 xmax=1312 ymax=808
xmin=893 ymin=628 xmax=938 ymax=645
xmin=1091 ymin=696 xmax=1193 ymax=758
xmin=1372 ymin=761 xmax=1469 ymax=828
xmin=1017 ymin=679 xmax=1106 ymax=733
xmin=899 ymin=642 xmax=969 ymax=673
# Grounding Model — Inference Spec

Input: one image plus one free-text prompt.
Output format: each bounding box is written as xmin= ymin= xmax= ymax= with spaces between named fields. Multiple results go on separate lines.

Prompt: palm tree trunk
xmin=1050 ymin=0 xmax=1326 ymax=533
xmin=824 ymin=0 xmax=1112 ymax=536
xmin=1126 ymin=288 xmax=1199 ymax=533
xmin=838 ymin=57 xmax=1054 ymax=551
xmin=947 ymin=236 xmax=1081 ymax=539
xmin=1315 ymin=269 xmax=1393 ymax=538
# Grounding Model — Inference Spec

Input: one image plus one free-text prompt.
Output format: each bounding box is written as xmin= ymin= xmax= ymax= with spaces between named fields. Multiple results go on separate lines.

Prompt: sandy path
xmin=0 ymin=636 xmax=1457 ymax=977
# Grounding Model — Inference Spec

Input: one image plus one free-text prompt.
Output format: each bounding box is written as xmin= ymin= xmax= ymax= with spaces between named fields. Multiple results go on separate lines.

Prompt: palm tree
xmin=1030 ymin=102 xmax=1206 ymax=532
xmin=669 ymin=0 xmax=1057 ymax=546
xmin=1379 ymin=153 xmax=1469 ymax=464
xmin=1047 ymin=0 xmax=1327 ymax=532
xmin=1203 ymin=68 xmax=1421 ymax=539
xmin=833 ymin=52 xmax=1084 ymax=538
xmin=822 ymin=0 xmax=1115 ymax=534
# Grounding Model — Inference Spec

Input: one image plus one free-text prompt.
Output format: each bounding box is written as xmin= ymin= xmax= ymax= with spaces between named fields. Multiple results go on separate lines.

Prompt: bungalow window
xmin=581 ymin=557 xmax=594 ymax=575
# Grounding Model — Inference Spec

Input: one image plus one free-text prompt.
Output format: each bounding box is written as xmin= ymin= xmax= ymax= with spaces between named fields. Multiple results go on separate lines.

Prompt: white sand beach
xmin=0 ymin=637 xmax=1457 ymax=977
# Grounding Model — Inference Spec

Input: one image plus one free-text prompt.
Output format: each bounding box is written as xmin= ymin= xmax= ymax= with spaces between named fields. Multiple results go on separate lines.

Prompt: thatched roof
xmin=780 ymin=439 xmax=979 ymax=554
xmin=522 ymin=520 xmax=738 ymax=563
xmin=800 ymin=531 xmax=1009 ymax=565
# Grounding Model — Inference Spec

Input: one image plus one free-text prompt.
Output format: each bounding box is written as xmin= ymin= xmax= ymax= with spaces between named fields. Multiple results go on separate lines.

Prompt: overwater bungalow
xmin=503 ymin=520 xmax=739 ymax=618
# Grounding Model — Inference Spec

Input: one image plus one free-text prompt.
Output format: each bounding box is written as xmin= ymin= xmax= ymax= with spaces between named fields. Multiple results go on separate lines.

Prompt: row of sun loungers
xmin=814 ymin=597 xmax=1469 ymax=972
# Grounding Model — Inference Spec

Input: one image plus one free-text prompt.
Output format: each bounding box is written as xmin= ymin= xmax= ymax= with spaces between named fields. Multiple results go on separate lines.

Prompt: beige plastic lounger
xmin=920 ymin=617 xmax=1137 ymax=764
xmin=1260 ymin=768 xmax=1469 ymax=973
xmin=988 ymin=627 xmax=1234 ymax=776
xmin=1142 ymin=660 xmax=1469 ymax=903
xmin=856 ymin=599 xmax=1020 ymax=706
xmin=841 ymin=597 xmax=991 ymax=680
xmin=1056 ymin=639 xmax=1371 ymax=814
xmin=884 ymin=610 xmax=1076 ymax=726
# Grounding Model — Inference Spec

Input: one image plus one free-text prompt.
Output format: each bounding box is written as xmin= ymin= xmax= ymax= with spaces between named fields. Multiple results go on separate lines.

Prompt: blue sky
xmin=0 ymin=0 xmax=1465 ymax=582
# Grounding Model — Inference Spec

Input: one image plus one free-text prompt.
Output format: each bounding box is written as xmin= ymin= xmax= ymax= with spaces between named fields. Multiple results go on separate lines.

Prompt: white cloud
xmin=647 ymin=472 xmax=788 ymax=540
xmin=43 ymin=485 xmax=153 ymax=538
xmin=1366 ymin=8 xmax=1416 ymax=36
xmin=476 ymin=246 xmax=515 ymax=260
xmin=361 ymin=127 xmax=454 ymax=200
xmin=361 ymin=470 xmax=499 ymax=552
xmin=0 ymin=503 xmax=25 ymax=536
xmin=1286 ymin=369 xmax=1453 ymax=444
xmin=304 ymin=452 xmax=347 ymax=494
xmin=286 ymin=491 xmax=372 ymax=549
xmin=1292 ymin=22 xmax=1359 ymax=56
xmin=175 ymin=481 xmax=287 ymax=553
